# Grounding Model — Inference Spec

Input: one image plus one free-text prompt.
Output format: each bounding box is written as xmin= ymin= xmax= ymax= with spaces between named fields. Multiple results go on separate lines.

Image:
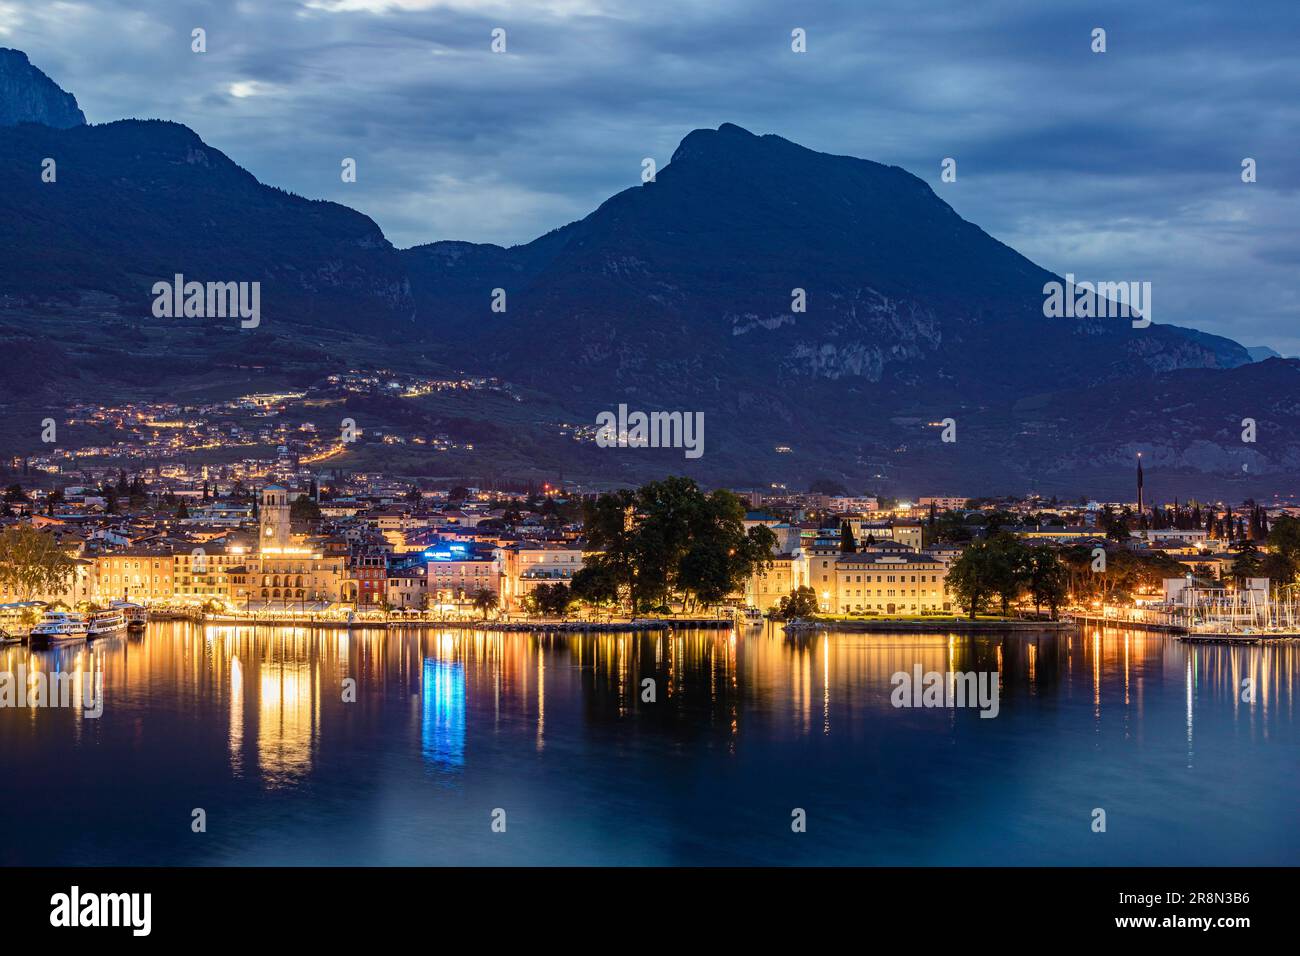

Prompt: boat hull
xmin=30 ymin=632 xmax=87 ymax=646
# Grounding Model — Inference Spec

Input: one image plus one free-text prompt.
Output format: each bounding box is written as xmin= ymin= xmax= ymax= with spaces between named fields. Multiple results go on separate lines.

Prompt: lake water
xmin=1 ymin=622 xmax=1296 ymax=866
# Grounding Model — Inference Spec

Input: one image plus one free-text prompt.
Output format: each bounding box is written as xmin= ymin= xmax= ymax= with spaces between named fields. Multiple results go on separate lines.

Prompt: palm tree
xmin=472 ymin=588 xmax=497 ymax=620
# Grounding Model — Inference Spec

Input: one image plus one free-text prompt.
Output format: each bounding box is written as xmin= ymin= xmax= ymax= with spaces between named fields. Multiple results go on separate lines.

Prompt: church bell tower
xmin=260 ymin=485 xmax=291 ymax=550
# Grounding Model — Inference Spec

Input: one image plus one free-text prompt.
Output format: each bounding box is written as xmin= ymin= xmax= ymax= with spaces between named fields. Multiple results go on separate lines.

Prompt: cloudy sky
xmin=4 ymin=0 xmax=1298 ymax=353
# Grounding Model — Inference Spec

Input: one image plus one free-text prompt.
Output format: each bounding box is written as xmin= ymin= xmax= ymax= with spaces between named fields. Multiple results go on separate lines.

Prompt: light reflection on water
xmin=0 ymin=623 xmax=1297 ymax=865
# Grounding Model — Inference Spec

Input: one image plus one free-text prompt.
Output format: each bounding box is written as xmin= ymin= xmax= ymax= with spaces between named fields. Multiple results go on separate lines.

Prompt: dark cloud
xmin=7 ymin=0 xmax=1298 ymax=352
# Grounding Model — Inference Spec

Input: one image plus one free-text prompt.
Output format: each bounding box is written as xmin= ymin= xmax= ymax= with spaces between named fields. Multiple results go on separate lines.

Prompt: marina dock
xmin=1069 ymin=614 xmax=1186 ymax=634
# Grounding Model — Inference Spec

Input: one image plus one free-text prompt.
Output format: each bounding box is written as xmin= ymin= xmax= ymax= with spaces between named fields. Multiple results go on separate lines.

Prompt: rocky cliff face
xmin=0 ymin=49 xmax=86 ymax=128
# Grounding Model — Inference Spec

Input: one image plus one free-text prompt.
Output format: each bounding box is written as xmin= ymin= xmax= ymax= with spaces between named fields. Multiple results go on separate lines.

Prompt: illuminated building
xmin=500 ymin=543 xmax=583 ymax=612
xmin=745 ymin=553 xmax=800 ymax=612
xmin=833 ymin=550 xmax=951 ymax=614
xmin=424 ymin=543 xmax=501 ymax=613
xmin=95 ymin=549 xmax=174 ymax=602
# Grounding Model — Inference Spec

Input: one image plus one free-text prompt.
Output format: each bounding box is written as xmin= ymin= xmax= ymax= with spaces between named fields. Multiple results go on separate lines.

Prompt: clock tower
xmin=260 ymin=485 xmax=291 ymax=551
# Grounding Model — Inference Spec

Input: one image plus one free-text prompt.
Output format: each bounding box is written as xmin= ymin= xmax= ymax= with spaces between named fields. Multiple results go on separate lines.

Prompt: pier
xmin=1068 ymin=614 xmax=1186 ymax=634
xmin=1067 ymin=601 xmax=1300 ymax=644
xmin=1181 ymin=633 xmax=1270 ymax=645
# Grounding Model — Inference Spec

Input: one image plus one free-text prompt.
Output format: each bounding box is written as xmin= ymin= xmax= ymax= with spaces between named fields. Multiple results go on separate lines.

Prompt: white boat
xmin=30 ymin=611 xmax=89 ymax=644
xmin=111 ymin=601 xmax=148 ymax=632
xmin=740 ymin=606 xmax=765 ymax=626
xmin=88 ymin=609 xmax=127 ymax=638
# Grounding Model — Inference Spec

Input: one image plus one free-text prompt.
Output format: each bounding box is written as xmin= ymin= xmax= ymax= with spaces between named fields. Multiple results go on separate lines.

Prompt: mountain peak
xmin=0 ymin=48 xmax=86 ymax=128
xmin=669 ymin=122 xmax=763 ymax=164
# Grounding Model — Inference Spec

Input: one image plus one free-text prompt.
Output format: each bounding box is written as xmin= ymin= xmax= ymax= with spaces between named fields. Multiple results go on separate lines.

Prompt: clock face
xmin=265 ymin=527 xmax=274 ymax=537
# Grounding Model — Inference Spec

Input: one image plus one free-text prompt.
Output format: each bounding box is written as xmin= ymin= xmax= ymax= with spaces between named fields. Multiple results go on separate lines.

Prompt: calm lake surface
xmin=1 ymin=622 xmax=1297 ymax=866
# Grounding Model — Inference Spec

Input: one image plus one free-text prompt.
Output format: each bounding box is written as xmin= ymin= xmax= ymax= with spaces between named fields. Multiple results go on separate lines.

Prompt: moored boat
xmin=29 ymin=611 xmax=89 ymax=646
xmin=88 ymin=609 xmax=127 ymax=638
xmin=112 ymin=601 xmax=148 ymax=633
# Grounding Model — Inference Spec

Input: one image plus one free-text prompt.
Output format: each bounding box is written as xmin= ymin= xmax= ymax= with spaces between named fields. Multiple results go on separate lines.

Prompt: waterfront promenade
xmin=188 ymin=610 xmax=737 ymax=633
xmin=786 ymin=617 xmax=1071 ymax=633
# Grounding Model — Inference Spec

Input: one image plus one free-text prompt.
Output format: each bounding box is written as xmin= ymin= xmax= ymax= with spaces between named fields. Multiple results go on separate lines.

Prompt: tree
xmin=571 ymin=563 xmax=622 ymax=608
xmin=982 ymin=511 xmax=1018 ymax=535
xmin=946 ymin=534 xmax=1033 ymax=619
xmin=677 ymin=538 xmax=735 ymax=608
xmin=1102 ymin=506 xmax=1130 ymax=542
xmin=1268 ymin=516 xmax=1300 ymax=585
xmin=579 ymin=479 xmax=776 ymax=613
xmin=627 ymin=476 xmax=704 ymax=610
xmin=773 ymin=586 xmax=819 ymax=621
xmin=933 ymin=510 xmax=974 ymax=544
xmin=471 ymin=588 xmax=497 ymax=620
xmin=0 ymin=525 xmax=77 ymax=601
xmin=532 ymin=583 xmax=572 ymax=616
xmin=175 ymin=501 xmax=190 ymax=520
xmin=128 ymin=475 xmax=148 ymax=509
xmin=290 ymin=494 xmax=323 ymax=522
xmin=839 ymin=520 xmax=857 ymax=553
xmin=1230 ymin=540 xmax=1264 ymax=584
xmin=946 ymin=542 xmax=996 ymax=620
xmin=985 ymin=534 xmax=1032 ymax=615
xmin=578 ymin=488 xmax=637 ymax=609
xmin=1026 ymin=546 xmax=1069 ymax=619
xmin=678 ymin=497 xmax=776 ymax=609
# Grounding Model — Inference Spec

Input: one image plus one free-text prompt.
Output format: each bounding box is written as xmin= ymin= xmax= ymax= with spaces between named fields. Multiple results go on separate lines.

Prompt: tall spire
xmin=1136 ymin=453 xmax=1144 ymax=515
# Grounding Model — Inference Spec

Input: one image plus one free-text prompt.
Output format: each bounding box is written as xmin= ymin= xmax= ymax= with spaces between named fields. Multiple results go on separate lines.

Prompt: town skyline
xmin=4 ymin=458 xmax=1294 ymax=618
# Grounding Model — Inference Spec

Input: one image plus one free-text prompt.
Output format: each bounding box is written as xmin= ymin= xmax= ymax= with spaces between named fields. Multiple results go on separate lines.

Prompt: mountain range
xmin=2 ymin=49 xmax=1296 ymax=499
